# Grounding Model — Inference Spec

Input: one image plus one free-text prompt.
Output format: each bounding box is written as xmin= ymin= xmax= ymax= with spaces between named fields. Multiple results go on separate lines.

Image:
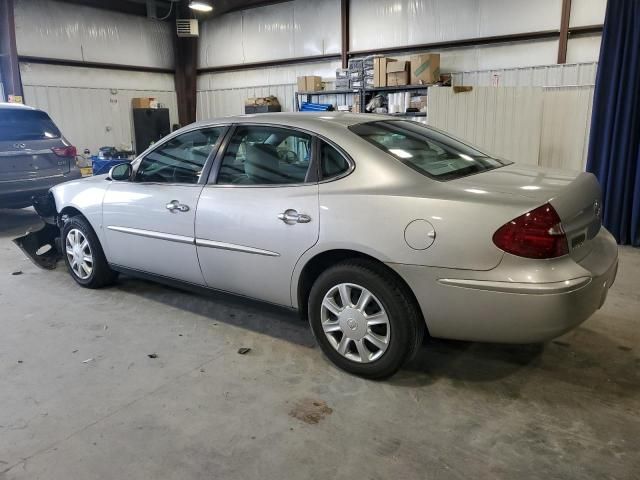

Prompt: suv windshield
xmin=349 ymin=120 xmax=510 ymax=181
xmin=0 ymin=109 xmax=61 ymax=141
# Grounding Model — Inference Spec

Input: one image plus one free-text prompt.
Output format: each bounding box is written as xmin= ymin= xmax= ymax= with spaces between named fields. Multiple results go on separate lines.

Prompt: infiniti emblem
xmin=593 ymin=201 xmax=602 ymax=219
xmin=347 ymin=318 xmax=357 ymax=330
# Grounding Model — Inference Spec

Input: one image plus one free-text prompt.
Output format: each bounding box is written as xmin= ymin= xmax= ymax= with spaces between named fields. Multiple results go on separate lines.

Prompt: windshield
xmin=349 ymin=120 xmax=510 ymax=181
xmin=0 ymin=109 xmax=61 ymax=141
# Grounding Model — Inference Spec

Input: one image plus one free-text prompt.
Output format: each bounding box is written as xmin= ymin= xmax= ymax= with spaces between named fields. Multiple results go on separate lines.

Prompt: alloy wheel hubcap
xmin=320 ymin=283 xmax=390 ymax=363
xmin=65 ymin=229 xmax=93 ymax=280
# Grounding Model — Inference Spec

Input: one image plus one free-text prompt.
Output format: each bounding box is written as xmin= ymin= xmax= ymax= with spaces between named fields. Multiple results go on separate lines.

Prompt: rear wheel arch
xmin=296 ymin=249 xmax=427 ymax=331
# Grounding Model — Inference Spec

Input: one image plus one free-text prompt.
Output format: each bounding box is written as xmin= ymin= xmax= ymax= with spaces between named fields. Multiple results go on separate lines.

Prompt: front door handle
xmin=166 ymin=200 xmax=190 ymax=213
xmin=278 ymin=209 xmax=311 ymax=225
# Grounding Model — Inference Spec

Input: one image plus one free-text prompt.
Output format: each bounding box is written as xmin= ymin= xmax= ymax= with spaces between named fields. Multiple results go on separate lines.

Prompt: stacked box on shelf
xmin=363 ymin=56 xmax=376 ymax=89
xmin=348 ymin=58 xmax=363 ymax=90
xmin=335 ymin=68 xmax=350 ymax=90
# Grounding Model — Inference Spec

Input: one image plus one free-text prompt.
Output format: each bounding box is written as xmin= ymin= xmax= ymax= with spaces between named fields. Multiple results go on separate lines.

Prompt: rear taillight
xmin=493 ymin=203 xmax=568 ymax=259
xmin=51 ymin=146 xmax=77 ymax=157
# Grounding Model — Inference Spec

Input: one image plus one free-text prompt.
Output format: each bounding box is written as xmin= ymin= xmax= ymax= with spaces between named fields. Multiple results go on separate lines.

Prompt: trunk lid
xmin=452 ymin=164 xmax=602 ymax=261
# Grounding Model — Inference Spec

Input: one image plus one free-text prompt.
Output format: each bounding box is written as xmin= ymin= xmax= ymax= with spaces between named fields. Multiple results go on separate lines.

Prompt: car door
xmin=195 ymin=124 xmax=319 ymax=306
xmin=102 ymin=126 xmax=227 ymax=284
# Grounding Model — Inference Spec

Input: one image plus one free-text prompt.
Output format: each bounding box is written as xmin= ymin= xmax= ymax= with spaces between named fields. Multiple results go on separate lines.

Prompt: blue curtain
xmin=586 ymin=0 xmax=640 ymax=246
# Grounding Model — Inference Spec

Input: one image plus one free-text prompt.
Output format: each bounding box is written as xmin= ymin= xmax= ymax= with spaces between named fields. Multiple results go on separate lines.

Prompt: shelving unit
xmin=294 ymin=89 xmax=359 ymax=112
xmin=294 ymin=84 xmax=429 ymax=117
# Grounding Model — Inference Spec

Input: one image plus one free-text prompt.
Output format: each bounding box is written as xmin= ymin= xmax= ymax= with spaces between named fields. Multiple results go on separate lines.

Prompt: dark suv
xmin=0 ymin=103 xmax=81 ymax=209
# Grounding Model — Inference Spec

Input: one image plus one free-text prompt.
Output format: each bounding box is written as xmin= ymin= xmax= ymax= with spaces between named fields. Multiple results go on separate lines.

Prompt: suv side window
xmin=216 ymin=125 xmax=312 ymax=185
xmin=134 ymin=127 xmax=224 ymax=184
xmin=319 ymin=141 xmax=350 ymax=179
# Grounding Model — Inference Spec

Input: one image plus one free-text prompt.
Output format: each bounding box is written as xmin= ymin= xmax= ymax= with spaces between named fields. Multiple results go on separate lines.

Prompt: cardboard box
xmin=373 ymin=57 xmax=395 ymax=87
xmin=386 ymin=61 xmax=409 ymax=87
xmin=410 ymin=54 xmax=440 ymax=85
xmin=296 ymin=76 xmax=323 ymax=92
xmin=244 ymin=96 xmax=281 ymax=113
xmin=132 ymin=97 xmax=156 ymax=109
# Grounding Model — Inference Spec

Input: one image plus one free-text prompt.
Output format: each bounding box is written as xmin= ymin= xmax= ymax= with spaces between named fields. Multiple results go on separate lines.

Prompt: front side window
xmin=349 ymin=120 xmax=510 ymax=181
xmin=0 ymin=109 xmax=61 ymax=141
xmin=217 ymin=125 xmax=312 ymax=185
xmin=134 ymin=127 xmax=224 ymax=184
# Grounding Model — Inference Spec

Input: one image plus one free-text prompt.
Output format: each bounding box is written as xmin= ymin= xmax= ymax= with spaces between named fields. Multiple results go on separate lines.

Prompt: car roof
xmin=192 ymin=112 xmax=391 ymax=133
xmin=0 ymin=102 xmax=38 ymax=111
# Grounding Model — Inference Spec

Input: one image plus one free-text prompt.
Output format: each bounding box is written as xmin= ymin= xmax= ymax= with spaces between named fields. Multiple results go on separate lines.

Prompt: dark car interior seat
xmin=237 ymin=143 xmax=284 ymax=184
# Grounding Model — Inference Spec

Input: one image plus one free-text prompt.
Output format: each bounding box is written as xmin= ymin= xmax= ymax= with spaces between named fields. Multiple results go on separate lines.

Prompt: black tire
xmin=308 ymin=259 xmax=425 ymax=379
xmin=61 ymin=215 xmax=118 ymax=288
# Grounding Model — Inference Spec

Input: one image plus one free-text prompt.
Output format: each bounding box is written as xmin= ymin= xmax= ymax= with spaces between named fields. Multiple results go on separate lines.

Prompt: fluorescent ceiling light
xmin=189 ymin=1 xmax=213 ymax=12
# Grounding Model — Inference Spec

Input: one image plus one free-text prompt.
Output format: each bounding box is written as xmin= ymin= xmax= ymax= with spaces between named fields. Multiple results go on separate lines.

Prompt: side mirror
xmin=107 ymin=163 xmax=132 ymax=181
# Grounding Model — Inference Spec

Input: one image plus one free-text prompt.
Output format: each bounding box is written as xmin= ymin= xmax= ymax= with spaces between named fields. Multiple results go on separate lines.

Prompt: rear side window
xmin=217 ymin=125 xmax=312 ymax=185
xmin=0 ymin=109 xmax=61 ymax=141
xmin=350 ymin=120 xmax=509 ymax=181
xmin=320 ymin=141 xmax=350 ymax=179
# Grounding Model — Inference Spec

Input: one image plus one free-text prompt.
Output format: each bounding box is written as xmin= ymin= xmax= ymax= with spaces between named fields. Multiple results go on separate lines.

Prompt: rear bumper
xmin=389 ymin=228 xmax=619 ymax=343
xmin=0 ymin=169 xmax=82 ymax=208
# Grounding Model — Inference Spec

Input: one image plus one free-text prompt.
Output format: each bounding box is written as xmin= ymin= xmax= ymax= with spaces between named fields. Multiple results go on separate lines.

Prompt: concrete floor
xmin=0 ymin=207 xmax=638 ymax=480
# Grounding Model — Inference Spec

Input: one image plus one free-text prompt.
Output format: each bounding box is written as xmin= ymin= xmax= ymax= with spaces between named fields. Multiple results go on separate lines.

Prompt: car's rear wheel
xmin=308 ymin=259 xmax=424 ymax=379
xmin=62 ymin=215 xmax=118 ymax=288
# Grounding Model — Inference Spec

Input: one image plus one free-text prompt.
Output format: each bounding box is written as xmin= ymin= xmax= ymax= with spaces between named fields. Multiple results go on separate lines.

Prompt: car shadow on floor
xmin=0 ymin=208 xmax=44 ymax=238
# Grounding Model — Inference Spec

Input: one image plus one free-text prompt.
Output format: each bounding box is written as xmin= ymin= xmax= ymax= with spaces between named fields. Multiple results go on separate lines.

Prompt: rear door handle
xmin=166 ymin=200 xmax=190 ymax=212
xmin=278 ymin=209 xmax=311 ymax=225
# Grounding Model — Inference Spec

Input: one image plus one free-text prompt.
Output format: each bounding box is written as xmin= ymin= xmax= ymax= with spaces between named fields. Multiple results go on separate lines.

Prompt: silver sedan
xmin=20 ymin=113 xmax=618 ymax=379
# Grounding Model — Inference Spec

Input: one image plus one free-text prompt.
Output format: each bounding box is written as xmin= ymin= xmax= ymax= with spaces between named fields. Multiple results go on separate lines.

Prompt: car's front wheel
xmin=62 ymin=215 xmax=118 ymax=288
xmin=308 ymin=259 xmax=424 ymax=379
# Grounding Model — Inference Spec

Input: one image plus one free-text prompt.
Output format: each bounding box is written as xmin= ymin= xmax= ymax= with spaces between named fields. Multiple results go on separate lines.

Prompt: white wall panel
xmin=350 ymin=0 xmax=561 ymax=51
xmin=539 ymin=85 xmax=595 ymax=171
xmin=21 ymin=64 xmax=178 ymax=154
xmin=566 ymin=35 xmax=602 ymax=64
xmin=242 ymin=3 xmax=295 ymax=63
xmin=570 ymin=0 xmax=607 ymax=27
xmin=429 ymin=85 xmax=595 ymax=172
xmin=196 ymin=60 xmax=344 ymax=119
xmin=451 ymin=62 xmax=598 ymax=87
xmin=198 ymin=0 xmax=340 ymax=68
xmin=14 ymin=0 xmax=174 ymax=69
xmin=428 ymin=86 xmax=544 ymax=165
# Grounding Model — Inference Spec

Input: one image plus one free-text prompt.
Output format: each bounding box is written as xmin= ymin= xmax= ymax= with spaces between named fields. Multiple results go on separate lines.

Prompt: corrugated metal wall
xmin=451 ymin=62 xmax=598 ymax=87
xmin=14 ymin=0 xmax=174 ymax=69
xmin=428 ymin=87 xmax=544 ymax=165
xmin=428 ymin=85 xmax=595 ymax=171
xmin=21 ymin=63 xmax=178 ymax=154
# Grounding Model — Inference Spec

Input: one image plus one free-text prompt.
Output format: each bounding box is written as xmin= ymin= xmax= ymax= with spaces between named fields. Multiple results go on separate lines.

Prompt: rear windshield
xmin=349 ymin=120 xmax=510 ymax=181
xmin=0 ymin=109 xmax=61 ymax=141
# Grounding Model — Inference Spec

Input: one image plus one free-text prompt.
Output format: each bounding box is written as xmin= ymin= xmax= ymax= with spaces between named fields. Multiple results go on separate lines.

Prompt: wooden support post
xmin=174 ymin=0 xmax=198 ymax=126
xmin=341 ymin=0 xmax=350 ymax=69
xmin=558 ymin=0 xmax=572 ymax=64
xmin=0 ymin=0 xmax=23 ymax=101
